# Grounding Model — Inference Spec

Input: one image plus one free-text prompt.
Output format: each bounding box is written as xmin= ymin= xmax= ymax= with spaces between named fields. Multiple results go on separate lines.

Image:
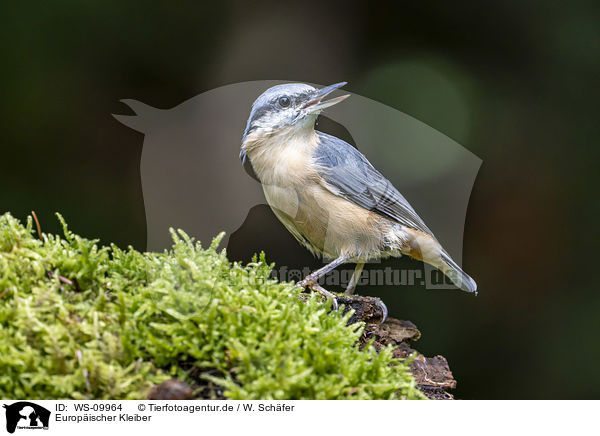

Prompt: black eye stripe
xmin=246 ymin=89 xmax=313 ymax=130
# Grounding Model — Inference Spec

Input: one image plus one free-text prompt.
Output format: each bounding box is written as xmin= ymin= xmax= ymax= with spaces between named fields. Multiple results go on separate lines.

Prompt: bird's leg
xmin=297 ymin=256 xmax=348 ymax=309
xmin=345 ymin=262 xmax=387 ymax=323
xmin=298 ymin=255 xmax=348 ymax=288
xmin=345 ymin=262 xmax=365 ymax=295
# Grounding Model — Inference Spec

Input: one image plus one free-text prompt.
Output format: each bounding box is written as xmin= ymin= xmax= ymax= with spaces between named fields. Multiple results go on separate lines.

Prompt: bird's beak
xmin=302 ymin=82 xmax=350 ymax=113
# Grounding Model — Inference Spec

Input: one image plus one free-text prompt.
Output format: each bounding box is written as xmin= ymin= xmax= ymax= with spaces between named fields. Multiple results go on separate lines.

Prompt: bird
xmin=240 ymin=82 xmax=477 ymax=314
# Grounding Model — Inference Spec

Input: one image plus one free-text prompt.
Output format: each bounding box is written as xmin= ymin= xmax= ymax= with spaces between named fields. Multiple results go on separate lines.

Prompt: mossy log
xmin=0 ymin=213 xmax=453 ymax=400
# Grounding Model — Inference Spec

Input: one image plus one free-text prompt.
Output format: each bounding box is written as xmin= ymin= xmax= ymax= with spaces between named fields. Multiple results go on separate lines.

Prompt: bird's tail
xmin=399 ymin=227 xmax=477 ymax=294
xmin=439 ymin=251 xmax=478 ymax=294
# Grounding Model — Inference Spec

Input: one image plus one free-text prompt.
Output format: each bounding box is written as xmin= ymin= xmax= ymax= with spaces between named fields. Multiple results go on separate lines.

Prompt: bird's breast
xmin=242 ymin=129 xmax=320 ymax=186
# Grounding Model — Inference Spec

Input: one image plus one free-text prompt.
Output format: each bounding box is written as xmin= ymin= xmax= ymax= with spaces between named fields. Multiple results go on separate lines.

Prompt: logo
xmin=3 ymin=402 xmax=50 ymax=434
xmin=113 ymin=80 xmax=481 ymax=291
xmin=113 ymin=80 xmax=480 ymax=259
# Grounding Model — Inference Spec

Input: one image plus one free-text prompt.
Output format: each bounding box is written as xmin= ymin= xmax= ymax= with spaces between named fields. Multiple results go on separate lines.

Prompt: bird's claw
xmin=296 ymin=280 xmax=387 ymax=320
xmin=375 ymin=298 xmax=388 ymax=324
xmin=311 ymin=283 xmax=339 ymax=311
xmin=296 ymin=280 xmax=339 ymax=311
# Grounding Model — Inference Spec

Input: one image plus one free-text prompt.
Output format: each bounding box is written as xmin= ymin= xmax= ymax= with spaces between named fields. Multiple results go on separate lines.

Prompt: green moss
xmin=0 ymin=212 xmax=424 ymax=400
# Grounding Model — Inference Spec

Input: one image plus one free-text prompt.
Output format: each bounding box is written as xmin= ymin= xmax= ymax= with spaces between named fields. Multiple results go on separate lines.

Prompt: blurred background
xmin=1 ymin=1 xmax=598 ymax=399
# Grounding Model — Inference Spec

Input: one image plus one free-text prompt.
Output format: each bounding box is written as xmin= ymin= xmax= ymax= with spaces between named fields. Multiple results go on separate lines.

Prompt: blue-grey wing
xmin=314 ymin=131 xmax=433 ymax=236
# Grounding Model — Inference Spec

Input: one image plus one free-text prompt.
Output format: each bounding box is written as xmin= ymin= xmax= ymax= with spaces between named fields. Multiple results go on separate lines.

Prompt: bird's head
xmin=242 ymin=82 xmax=349 ymax=142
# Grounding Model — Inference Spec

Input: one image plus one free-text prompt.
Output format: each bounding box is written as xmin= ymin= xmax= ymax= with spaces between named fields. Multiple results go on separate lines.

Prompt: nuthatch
xmin=240 ymin=82 xmax=477 ymax=312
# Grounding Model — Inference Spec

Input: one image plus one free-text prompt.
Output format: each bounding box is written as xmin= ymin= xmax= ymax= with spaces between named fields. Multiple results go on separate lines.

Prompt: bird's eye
xmin=278 ymin=96 xmax=291 ymax=107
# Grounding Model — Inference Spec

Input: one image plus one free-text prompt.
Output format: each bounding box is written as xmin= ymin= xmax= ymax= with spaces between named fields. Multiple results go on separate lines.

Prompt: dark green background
xmin=1 ymin=1 xmax=598 ymax=399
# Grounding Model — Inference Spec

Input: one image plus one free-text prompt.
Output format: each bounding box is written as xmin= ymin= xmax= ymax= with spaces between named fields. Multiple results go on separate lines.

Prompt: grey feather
xmin=314 ymin=132 xmax=434 ymax=237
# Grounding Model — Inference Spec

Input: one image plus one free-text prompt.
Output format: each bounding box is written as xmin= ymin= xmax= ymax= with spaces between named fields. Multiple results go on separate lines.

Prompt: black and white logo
xmin=3 ymin=402 xmax=50 ymax=434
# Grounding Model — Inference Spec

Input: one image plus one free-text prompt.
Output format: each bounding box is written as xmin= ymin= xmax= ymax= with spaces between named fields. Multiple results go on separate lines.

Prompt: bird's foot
xmin=333 ymin=294 xmax=388 ymax=324
xmin=375 ymin=298 xmax=388 ymax=324
xmin=311 ymin=283 xmax=339 ymax=311
xmin=296 ymin=280 xmax=387 ymax=322
xmin=296 ymin=280 xmax=339 ymax=311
